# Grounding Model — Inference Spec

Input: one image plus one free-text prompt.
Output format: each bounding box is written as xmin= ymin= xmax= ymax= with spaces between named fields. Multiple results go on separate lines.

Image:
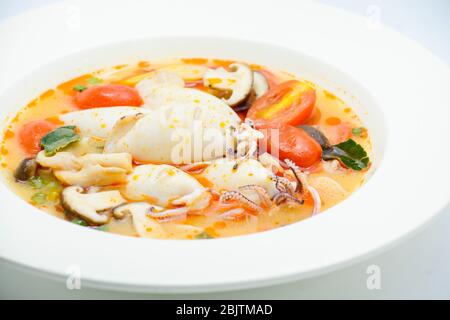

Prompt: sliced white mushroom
xmin=203 ymin=63 xmax=253 ymax=106
xmin=54 ymin=164 xmax=128 ymax=187
xmin=252 ymin=71 xmax=269 ymax=98
xmin=62 ymin=186 xmax=126 ymax=224
xmin=112 ymin=201 xmax=157 ymax=219
xmin=59 ymin=107 xmax=151 ymax=138
xmin=120 ymin=202 xmax=168 ymax=239
xmin=123 ymin=164 xmax=211 ymax=208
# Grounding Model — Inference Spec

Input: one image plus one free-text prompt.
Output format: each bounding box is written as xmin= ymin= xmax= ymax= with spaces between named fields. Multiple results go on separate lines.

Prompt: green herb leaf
xmin=31 ymin=192 xmax=47 ymax=205
xmin=71 ymin=217 xmax=88 ymax=226
xmin=323 ymin=139 xmax=369 ymax=171
xmin=195 ymin=231 xmax=214 ymax=240
xmin=40 ymin=126 xmax=80 ymax=156
xmin=87 ymin=77 xmax=103 ymax=85
xmin=73 ymin=84 xmax=87 ymax=92
xmin=27 ymin=176 xmax=45 ymax=189
xmin=352 ymin=127 xmax=367 ymax=137
xmin=92 ymin=225 xmax=108 ymax=232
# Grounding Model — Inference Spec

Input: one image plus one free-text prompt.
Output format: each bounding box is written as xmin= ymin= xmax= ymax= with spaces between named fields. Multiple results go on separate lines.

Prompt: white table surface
xmin=0 ymin=0 xmax=449 ymax=299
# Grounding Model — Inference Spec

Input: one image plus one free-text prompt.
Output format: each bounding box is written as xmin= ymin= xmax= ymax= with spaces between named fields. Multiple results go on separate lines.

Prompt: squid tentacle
xmin=238 ymin=184 xmax=272 ymax=208
xmin=219 ymin=190 xmax=263 ymax=213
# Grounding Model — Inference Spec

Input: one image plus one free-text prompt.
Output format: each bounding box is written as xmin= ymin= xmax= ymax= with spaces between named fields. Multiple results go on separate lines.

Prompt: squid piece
xmin=104 ymin=102 xmax=240 ymax=164
xmin=58 ymin=107 xmax=150 ymax=138
xmin=114 ymin=202 xmax=204 ymax=239
xmin=135 ymin=71 xmax=239 ymax=119
xmin=200 ymin=158 xmax=283 ymax=206
xmin=123 ymin=164 xmax=211 ymax=209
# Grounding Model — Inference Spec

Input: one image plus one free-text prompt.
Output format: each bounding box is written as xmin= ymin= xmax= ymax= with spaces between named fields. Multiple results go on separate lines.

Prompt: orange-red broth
xmin=0 ymin=58 xmax=371 ymax=239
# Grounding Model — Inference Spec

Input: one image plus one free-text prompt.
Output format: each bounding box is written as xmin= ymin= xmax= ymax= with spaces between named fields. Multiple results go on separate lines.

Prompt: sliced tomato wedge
xmin=259 ymin=124 xmax=322 ymax=168
xmin=18 ymin=120 xmax=57 ymax=155
xmin=247 ymin=80 xmax=316 ymax=127
xmin=74 ymin=84 xmax=143 ymax=109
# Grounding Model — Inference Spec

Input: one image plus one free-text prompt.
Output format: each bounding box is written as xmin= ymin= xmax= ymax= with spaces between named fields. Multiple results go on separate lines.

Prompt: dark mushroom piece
xmin=203 ymin=63 xmax=254 ymax=107
xmin=299 ymin=125 xmax=331 ymax=150
xmin=14 ymin=158 xmax=38 ymax=182
xmin=232 ymin=71 xmax=270 ymax=112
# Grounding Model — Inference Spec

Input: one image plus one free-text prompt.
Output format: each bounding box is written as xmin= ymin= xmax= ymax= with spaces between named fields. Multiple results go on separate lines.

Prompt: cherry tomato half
xmin=259 ymin=124 xmax=322 ymax=168
xmin=247 ymin=80 xmax=316 ymax=127
xmin=18 ymin=120 xmax=57 ymax=155
xmin=74 ymin=84 xmax=143 ymax=109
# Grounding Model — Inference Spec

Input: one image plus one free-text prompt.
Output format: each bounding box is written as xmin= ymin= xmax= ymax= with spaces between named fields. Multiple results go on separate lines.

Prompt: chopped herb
xmin=27 ymin=176 xmax=45 ymax=189
xmin=323 ymin=139 xmax=369 ymax=171
xmin=351 ymin=127 xmax=366 ymax=137
xmin=92 ymin=225 xmax=108 ymax=232
xmin=73 ymin=84 xmax=87 ymax=92
xmin=195 ymin=231 xmax=214 ymax=239
xmin=87 ymin=77 xmax=103 ymax=85
xmin=71 ymin=217 xmax=88 ymax=226
xmin=31 ymin=192 xmax=47 ymax=205
xmin=40 ymin=126 xmax=80 ymax=156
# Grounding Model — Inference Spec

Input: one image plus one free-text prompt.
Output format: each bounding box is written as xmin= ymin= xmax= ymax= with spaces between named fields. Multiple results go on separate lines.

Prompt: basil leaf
xmin=323 ymin=139 xmax=369 ymax=171
xmin=40 ymin=126 xmax=80 ymax=156
xmin=73 ymin=84 xmax=87 ymax=92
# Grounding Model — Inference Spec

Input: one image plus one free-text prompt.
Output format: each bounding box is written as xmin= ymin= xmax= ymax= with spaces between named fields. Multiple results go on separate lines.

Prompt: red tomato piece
xmin=74 ymin=84 xmax=143 ymax=109
xmin=259 ymin=124 xmax=322 ymax=168
xmin=18 ymin=120 xmax=57 ymax=155
xmin=247 ymin=80 xmax=316 ymax=128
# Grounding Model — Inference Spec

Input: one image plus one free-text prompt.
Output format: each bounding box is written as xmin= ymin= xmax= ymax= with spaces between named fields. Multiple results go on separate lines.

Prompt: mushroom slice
xmin=112 ymin=202 xmax=158 ymax=219
xmin=203 ymin=63 xmax=253 ymax=106
xmin=252 ymin=71 xmax=269 ymax=98
xmin=14 ymin=158 xmax=38 ymax=182
xmin=62 ymin=186 xmax=126 ymax=224
xmin=54 ymin=164 xmax=127 ymax=187
xmin=120 ymin=202 xmax=167 ymax=239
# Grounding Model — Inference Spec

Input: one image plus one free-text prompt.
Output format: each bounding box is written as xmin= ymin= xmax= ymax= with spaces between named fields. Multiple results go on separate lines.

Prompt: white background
xmin=0 ymin=0 xmax=449 ymax=299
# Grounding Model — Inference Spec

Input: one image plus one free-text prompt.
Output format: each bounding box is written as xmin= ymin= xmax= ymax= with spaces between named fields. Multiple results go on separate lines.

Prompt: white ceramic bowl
xmin=0 ymin=0 xmax=448 ymax=293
